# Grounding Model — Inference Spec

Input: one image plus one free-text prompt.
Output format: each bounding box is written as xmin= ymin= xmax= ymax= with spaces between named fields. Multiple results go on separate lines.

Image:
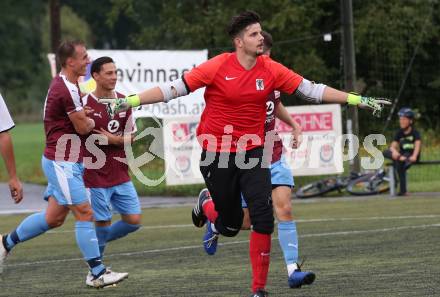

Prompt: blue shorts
xmin=42 ymin=156 xmax=88 ymax=206
xmin=88 ymin=181 xmax=141 ymax=222
xmin=270 ymin=156 xmax=294 ymax=188
xmin=241 ymin=156 xmax=294 ymax=208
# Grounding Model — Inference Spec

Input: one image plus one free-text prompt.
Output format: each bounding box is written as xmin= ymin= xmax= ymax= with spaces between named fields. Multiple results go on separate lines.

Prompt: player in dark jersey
xmin=201 ymin=31 xmax=315 ymax=290
xmin=98 ymin=11 xmax=390 ymax=297
xmin=383 ymin=108 xmax=421 ymax=196
xmin=0 ymin=41 xmax=127 ymax=287
xmin=82 ymin=57 xmax=141 ymax=282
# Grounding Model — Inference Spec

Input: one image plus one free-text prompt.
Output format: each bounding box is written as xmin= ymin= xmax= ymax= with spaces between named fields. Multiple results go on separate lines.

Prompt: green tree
xmin=0 ymin=0 xmax=46 ymax=118
xmin=354 ymin=0 xmax=439 ymax=132
xmin=0 ymin=1 xmax=94 ymax=120
xmin=41 ymin=5 xmax=93 ymax=53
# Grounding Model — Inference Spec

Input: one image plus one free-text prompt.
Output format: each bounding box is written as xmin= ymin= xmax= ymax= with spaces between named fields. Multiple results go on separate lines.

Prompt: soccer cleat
xmin=0 ymin=234 xmax=10 ymax=274
xmin=192 ymin=188 xmax=211 ymax=228
xmin=86 ymin=269 xmax=129 ymax=288
xmin=203 ymin=223 xmax=219 ymax=255
xmin=288 ymin=264 xmax=316 ymax=288
xmin=250 ymin=289 xmax=269 ymax=297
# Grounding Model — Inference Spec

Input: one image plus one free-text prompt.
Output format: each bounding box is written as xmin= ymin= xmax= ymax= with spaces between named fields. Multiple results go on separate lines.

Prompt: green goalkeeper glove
xmin=347 ymin=93 xmax=391 ymax=117
xmin=98 ymin=94 xmax=140 ymax=114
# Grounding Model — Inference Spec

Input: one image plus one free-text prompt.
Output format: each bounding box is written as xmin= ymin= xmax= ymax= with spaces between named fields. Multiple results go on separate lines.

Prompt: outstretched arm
xmin=271 ymin=60 xmax=391 ymax=117
xmin=293 ymin=78 xmax=391 ymax=117
xmin=133 ymin=79 xmax=189 ymax=104
xmin=99 ymin=80 xmax=187 ymax=112
xmin=138 ymin=87 xmax=165 ymax=105
xmin=321 ymin=86 xmax=350 ymax=104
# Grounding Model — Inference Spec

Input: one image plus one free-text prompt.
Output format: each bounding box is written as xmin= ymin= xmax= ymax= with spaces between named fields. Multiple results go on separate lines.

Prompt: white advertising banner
xmin=163 ymin=116 xmax=204 ymax=185
xmin=87 ymin=49 xmax=207 ymax=118
xmin=276 ymin=104 xmax=343 ymax=176
xmin=161 ymin=104 xmax=343 ymax=185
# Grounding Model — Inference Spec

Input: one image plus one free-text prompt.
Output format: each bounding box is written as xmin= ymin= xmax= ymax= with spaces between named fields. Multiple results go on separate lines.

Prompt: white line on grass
xmin=6 ymin=222 xmax=440 ymax=268
xmin=45 ymin=214 xmax=440 ymax=234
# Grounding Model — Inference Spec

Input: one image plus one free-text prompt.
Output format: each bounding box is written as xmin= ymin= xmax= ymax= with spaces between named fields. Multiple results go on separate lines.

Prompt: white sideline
xmin=45 ymin=214 xmax=440 ymax=234
xmin=5 ymin=222 xmax=440 ymax=268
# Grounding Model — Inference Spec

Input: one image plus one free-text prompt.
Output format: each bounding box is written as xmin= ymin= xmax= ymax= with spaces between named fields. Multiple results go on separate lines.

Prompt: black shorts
xmin=200 ymin=147 xmax=274 ymax=236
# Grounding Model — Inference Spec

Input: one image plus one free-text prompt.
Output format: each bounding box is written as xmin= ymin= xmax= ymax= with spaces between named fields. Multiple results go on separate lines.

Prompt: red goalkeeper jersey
xmin=183 ymin=52 xmax=302 ymax=152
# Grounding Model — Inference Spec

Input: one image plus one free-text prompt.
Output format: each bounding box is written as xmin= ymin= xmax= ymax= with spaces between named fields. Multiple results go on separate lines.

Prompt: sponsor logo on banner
xmin=163 ymin=117 xmax=203 ymax=185
xmin=277 ymin=105 xmax=343 ymax=176
xmin=172 ymin=123 xmax=190 ymax=142
xmin=320 ymin=143 xmax=334 ymax=162
xmin=162 ymin=106 xmax=342 ymax=184
xmin=175 ymin=155 xmax=191 ymax=174
xmin=172 ymin=122 xmax=198 ymax=142
xmin=276 ymin=112 xmax=333 ymax=132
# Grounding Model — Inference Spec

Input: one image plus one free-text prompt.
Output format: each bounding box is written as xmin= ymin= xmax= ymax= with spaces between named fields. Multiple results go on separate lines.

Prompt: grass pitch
xmin=0 ymin=195 xmax=439 ymax=296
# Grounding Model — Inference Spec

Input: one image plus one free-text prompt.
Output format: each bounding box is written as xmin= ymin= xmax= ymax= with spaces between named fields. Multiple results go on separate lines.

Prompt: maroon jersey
xmin=265 ymin=91 xmax=283 ymax=164
xmin=184 ymin=53 xmax=303 ymax=152
xmin=82 ymin=92 xmax=136 ymax=188
xmin=43 ymin=74 xmax=84 ymax=162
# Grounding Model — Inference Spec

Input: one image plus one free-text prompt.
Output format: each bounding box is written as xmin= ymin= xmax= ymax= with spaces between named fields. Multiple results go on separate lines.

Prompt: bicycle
xmin=346 ymin=168 xmax=397 ymax=196
xmin=295 ymin=172 xmax=365 ymax=199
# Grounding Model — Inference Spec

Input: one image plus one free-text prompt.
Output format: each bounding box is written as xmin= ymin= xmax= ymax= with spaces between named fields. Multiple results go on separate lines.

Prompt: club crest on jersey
xmin=107 ymin=120 xmax=120 ymax=133
xmin=105 ymin=103 xmax=116 ymax=119
xmin=256 ymin=79 xmax=264 ymax=91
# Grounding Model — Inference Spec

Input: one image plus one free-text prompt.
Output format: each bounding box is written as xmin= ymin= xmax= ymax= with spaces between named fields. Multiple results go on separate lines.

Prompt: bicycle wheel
xmin=346 ymin=172 xmax=390 ymax=196
xmin=295 ymin=178 xmax=339 ymax=199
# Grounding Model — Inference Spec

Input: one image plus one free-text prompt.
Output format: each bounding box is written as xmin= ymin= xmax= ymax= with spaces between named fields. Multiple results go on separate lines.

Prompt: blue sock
xmin=95 ymin=225 xmax=111 ymax=257
xmin=278 ymin=221 xmax=299 ymax=266
xmin=5 ymin=212 xmax=49 ymax=251
xmin=75 ymin=221 xmax=105 ymax=276
xmin=107 ymin=221 xmax=140 ymax=243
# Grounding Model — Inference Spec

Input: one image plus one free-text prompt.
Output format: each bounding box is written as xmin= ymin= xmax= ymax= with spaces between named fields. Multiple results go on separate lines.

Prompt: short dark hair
xmin=56 ymin=40 xmax=85 ymax=67
xmin=91 ymin=56 xmax=115 ymax=75
xmin=261 ymin=31 xmax=273 ymax=51
xmin=227 ymin=10 xmax=261 ymax=38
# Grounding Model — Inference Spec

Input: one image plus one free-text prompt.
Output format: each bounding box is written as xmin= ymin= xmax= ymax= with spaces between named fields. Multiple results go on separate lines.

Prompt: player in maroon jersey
xmin=82 ymin=57 xmax=140 ymax=282
xmin=98 ymin=11 xmax=389 ymax=296
xmin=0 ymin=41 xmax=127 ymax=288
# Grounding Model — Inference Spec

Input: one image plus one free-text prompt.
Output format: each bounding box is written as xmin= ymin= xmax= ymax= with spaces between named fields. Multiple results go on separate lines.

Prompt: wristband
xmin=347 ymin=93 xmax=361 ymax=105
xmin=127 ymin=94 xmax=141 ymax=107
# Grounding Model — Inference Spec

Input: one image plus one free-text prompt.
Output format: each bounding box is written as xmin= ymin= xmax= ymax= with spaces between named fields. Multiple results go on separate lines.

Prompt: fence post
xmin=389 ymin=166 xmax=396 ymax=197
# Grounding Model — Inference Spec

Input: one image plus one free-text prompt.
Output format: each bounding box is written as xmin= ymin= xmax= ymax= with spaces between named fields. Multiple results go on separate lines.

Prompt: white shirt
xmin=0 ymin=93 xmax=15 ymax=133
